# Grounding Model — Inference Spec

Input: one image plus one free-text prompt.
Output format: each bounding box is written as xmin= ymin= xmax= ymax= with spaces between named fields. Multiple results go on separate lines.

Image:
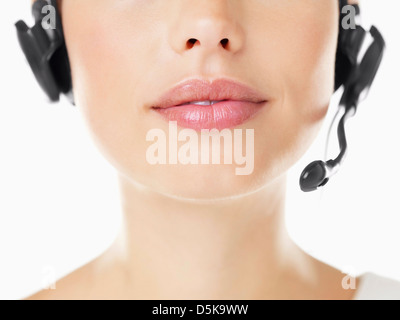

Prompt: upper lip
xmin=151 ymin=78 xmax=268 ymax=109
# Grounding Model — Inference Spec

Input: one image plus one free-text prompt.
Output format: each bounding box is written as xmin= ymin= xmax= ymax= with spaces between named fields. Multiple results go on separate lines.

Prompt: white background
xmin=1 ymin=1 xmax=399 ymax=300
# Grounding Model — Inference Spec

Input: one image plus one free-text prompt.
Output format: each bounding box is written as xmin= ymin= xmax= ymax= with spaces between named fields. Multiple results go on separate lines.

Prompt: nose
xmin=168 ymin=1 xmax=245 ymax=55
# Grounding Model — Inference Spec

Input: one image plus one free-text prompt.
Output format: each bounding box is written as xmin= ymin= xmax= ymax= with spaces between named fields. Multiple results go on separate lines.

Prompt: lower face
xmin=61 ymin=0 xmax=339 ymax=200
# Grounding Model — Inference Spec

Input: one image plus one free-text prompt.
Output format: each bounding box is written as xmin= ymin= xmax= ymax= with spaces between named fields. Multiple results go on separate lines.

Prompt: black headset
xmin=301 ymin=0 xmax=385 ymax=192
xmin=15 ymin=0 xmax=385 ymax=192
xmin=15 ymin=0 xmax=73 ymax=104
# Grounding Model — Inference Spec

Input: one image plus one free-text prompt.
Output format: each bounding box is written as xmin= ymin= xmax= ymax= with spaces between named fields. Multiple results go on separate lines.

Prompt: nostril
xmin=187 ymin=38 xmax=197 ymax=49
xmin=220 ymin=38 xmax=229 ymax=48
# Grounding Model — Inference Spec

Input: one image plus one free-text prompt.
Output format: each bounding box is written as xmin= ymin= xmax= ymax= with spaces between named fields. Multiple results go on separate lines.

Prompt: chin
xmin=117 ymin=148 xmax=286 ymax=201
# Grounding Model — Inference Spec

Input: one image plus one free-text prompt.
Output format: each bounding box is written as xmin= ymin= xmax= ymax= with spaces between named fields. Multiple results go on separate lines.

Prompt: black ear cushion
xmin=49 ymin=40 xmax=72 ymax=95
xmin=46 ymin=0 xmax=73 ymax=102
xmin=335 ymin=0 xmax=351 ymax=91
xmin=47 ymin=0 xmax=73 ymax=97
xmin=335 ymin=47 xmax=352 ymax=91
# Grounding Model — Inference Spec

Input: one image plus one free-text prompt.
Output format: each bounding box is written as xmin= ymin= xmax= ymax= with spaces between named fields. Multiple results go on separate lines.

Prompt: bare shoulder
xmin=24 ymin=237 xmax=129 ymax=300
xmin=24 ymin=259 xmax=98 ymax=300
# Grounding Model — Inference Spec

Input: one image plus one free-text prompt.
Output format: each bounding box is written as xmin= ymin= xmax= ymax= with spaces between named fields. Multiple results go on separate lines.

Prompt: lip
xmin=151 ymin=78 xmax=268 ymax=130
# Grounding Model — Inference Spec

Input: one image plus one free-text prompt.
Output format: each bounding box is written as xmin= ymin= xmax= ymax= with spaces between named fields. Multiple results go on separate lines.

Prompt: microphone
xmin=299 ymin=105 xmax=355 ymax=192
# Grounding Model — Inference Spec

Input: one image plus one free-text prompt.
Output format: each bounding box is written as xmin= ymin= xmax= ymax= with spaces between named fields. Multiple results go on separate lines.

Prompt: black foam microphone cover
xmin=299 ymin=160 xmax=331 ymax=192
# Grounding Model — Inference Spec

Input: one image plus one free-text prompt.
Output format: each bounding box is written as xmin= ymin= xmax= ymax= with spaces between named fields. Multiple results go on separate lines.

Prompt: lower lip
xmin=152 ymin=101 xmax=266 ymax=131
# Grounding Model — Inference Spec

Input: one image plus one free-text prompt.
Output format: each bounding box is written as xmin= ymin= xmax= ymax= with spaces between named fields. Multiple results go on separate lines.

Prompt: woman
xmin=24 ymin=0 xmax=400 ymax=299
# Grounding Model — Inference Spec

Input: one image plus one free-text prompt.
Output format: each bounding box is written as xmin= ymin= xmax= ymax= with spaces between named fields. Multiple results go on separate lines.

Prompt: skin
xmin=27 ymin=0 xmax=361 ymax=299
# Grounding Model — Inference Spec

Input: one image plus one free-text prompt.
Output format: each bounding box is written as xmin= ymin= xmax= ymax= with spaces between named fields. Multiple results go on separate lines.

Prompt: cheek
xmin=283 ymin=16 xmax=338 ymax=116
xmin=287 ymin=13 xmax=338 ymax=162
xmin=251 ymin=4 xmax=339 ymax=179
xmin=62 ymin=2 xmax=156 ymax=169
xmin=62 ymin=0 xmax=165 ymax=112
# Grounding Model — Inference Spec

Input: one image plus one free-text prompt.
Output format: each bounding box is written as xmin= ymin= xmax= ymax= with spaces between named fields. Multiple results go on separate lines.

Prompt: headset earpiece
xmin=15 ymin=0 xmax=73 ymax=104
xmin=340 ymin=25 xmax=385 ymax=109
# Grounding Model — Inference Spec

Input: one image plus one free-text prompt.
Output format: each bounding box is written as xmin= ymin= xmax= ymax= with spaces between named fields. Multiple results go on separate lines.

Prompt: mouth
xmin=151 ymin=78 xmax=268 ymax=131
xmin=152 ymin=100 xmax=266 ymax=131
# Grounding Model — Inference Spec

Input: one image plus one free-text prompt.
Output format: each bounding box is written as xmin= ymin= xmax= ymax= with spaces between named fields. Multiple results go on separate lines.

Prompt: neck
xmin=104 ymin=173 xmax=320 ymax=299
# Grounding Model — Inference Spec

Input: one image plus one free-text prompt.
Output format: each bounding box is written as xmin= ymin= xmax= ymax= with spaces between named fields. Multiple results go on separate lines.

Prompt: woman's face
xmin=61 ymin=0 xmax=339 ymax=200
